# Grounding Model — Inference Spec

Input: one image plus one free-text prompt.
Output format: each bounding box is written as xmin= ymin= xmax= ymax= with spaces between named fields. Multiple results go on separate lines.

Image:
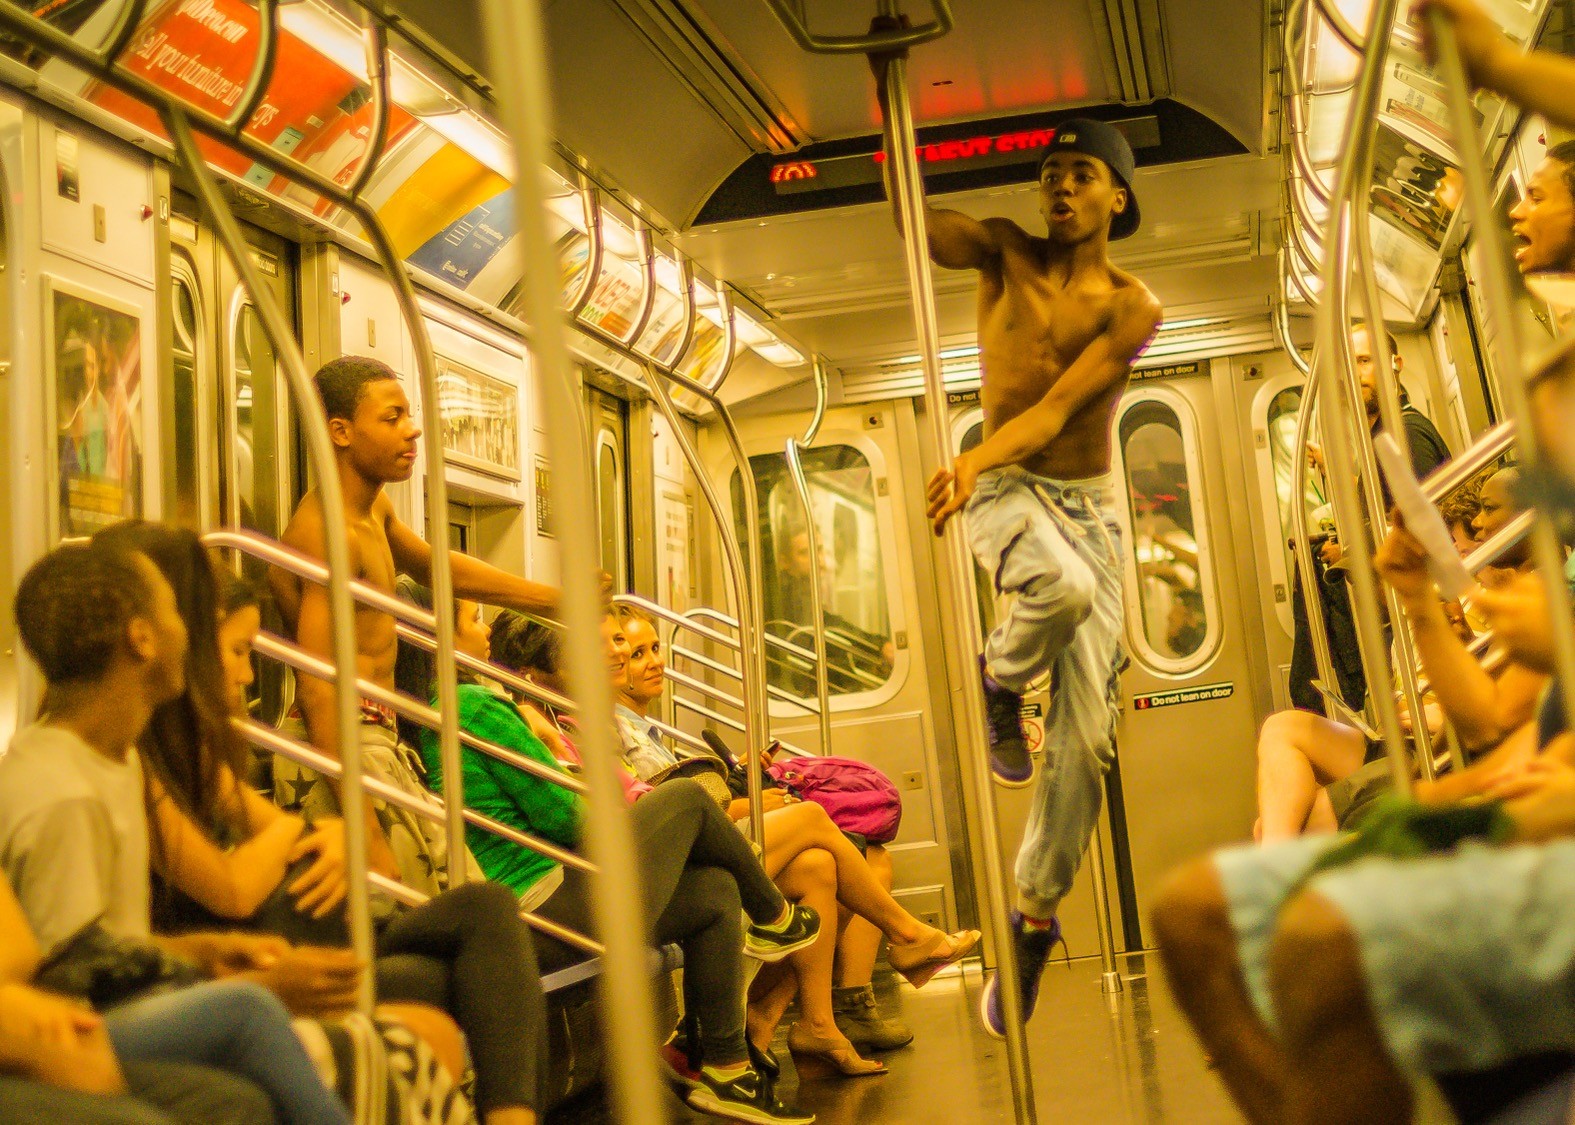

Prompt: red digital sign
xmin=769 ymin=125 xmax=1060 ymax=195
xmin=871 ymin=127 xmax=1058 ymax=166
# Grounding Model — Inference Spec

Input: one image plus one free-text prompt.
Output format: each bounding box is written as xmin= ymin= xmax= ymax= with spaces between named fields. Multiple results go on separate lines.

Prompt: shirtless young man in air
xmin=871 ymin=45 xmax=1162 ymax=1038
xmin=273 ymin=355 xmax=562 ymax=893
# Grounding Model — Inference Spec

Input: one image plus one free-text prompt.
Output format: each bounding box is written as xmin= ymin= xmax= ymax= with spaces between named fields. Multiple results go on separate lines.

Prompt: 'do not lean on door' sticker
xmin=1131 ymin=682 xmax=1234 ymax=711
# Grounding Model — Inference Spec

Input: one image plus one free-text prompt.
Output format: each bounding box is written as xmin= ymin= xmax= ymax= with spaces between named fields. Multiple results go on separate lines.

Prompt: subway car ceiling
xmin=309 ymin=0 xmax=1285 ymax=403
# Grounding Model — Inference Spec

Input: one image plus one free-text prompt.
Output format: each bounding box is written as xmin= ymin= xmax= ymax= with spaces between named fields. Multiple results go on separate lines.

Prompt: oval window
xmin=1117 ymin=397 xmax=1218 ymax=670
xmin=733 ymin=445 xmax=895 ymax=699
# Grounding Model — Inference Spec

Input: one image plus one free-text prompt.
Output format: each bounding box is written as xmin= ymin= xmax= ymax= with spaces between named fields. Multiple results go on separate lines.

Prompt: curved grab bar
xmin=1310 ymin=0 xmax=1413 ymax=795
xmin=1312 ymin=0 xmax=1365 ymax=52
xmin=165 ymin=110 xmax=374 ymax=1011
xmin=1274 ymin=299 xmax=1339 ymax=699
xmin=637 ymin=363 xmax=770 ymax=844
xmin=760 ymin=0 xmax=953 ymax=55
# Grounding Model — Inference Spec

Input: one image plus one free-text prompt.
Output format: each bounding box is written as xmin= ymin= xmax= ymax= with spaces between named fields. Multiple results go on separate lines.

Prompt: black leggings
xmin=374 ymin=881 xmax=548 ymax=1114
xmin=532 ymin=779 xmax=786 ymax=1063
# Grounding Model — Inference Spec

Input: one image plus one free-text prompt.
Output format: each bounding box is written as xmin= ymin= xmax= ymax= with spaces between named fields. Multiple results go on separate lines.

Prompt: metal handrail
xmin=1277 ymin=305 xmax=1341 ymax=698
xmin=225 ymin=0 xmax=279 ymax=133
xmin=250 ymin=630 xmax=589 ymax=797
xmin=1421 ymin=421 xmax=1517 ymax=502
xmin=1351 ymin=136 xmax=1439 ymax=780
xmin=1428 ymin=9 xmax=1575 ymax=715
xmin=683 ymin=605 xmax=823 ymax=665
xmin=1309 ymin=0 xmax=1413 ymax=796
xmin=761 ymin=0 xmax=954 ymax=53
xmin=784 ymin=354 xmax=834 ymax=752
xmin=1312 ymin=0 xmax=1365 ymax=53
xmin=874 ymin=4 xmax=1037 ymax=1117
xmin=235 ymin=718 xmax=602 ymax=955
xmin=479 ymin=4 xmax=666 ymax=1117
xmin=1461 ymin=511 xmax=1534 ymax=575
xmin=162 ymin=110 xmax=374 ymax=1011
xmin=637 ymin=362 xmax=770 ymax=844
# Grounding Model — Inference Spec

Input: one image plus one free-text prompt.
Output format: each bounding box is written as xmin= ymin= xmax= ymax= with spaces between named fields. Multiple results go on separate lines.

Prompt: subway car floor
xmin=548 ymin=952 xmax=1240 ymax=1124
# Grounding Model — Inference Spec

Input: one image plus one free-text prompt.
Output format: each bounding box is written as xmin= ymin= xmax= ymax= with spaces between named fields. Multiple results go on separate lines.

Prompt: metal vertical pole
xmin=478 ymin=5 xmax=665 ymax=1124
xmin=1312 ymin=0 xmax=1411 ymax=794
xmin=1276 ymin=300 xmax=1342 ymax=700
xmin=1087 ymin=820 xmax=1122 ymax=994
xmin=166 ymin=109 xmax=375 ymax=1013
xmin=642 ymin=365 xmax=768 ymax=843
xmin=784 ymin=355 xmax=832 ymax=753
xmin=878 ymin=13 xmax=1038 ymax=1122
xmin=1429 ymin=12 xmax=1575 ymax=713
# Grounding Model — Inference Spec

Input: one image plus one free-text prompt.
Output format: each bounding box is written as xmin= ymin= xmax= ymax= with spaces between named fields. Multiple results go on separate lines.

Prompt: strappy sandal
xmin=887 ymin=927 xmax=982 ymax=989
xmin=786 ymin=1024 xmax=886 ymax=1078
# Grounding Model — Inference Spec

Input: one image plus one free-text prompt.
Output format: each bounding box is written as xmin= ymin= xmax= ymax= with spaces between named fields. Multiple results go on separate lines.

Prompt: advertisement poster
xmin=408 ymin=188 xmax=516 ymax=292
xmin=436 ymin=356 xmax=520 ymax=480
xmin=49 ymin=280 xmax=143 ymax=538
xmin=86 ymin=0 xmax=367 ymax=182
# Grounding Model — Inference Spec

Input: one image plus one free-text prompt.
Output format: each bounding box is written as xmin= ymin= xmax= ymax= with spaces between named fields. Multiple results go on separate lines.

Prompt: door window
xmin=596 ymin=435 xmax=627 ymax=588
xmin=168 ymin=263 xmax=206 ymax=528
xmin=734 ymin=445 xmax=894 ymax=698
xmin=227 ymin=301 xmax=284 ymax=536
xmin=1118 ymin=397 xmax=1219 ymax=671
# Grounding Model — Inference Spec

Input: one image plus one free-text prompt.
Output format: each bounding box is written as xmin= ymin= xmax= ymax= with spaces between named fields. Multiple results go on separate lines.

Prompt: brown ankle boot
xmin=832 ymin=985 xmax=914 ymax=1052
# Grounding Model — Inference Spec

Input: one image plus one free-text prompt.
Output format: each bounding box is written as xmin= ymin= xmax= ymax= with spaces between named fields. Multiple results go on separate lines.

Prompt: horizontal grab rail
xmin=235 ymin=718 xmax=602 ymax=956
xmin=251 ymin=631 xmax=588 ymax=797
xmin=1422 ymin=422 xmax=1517 ymax=502
xmin=1462 ymin=511 xmax=1534 ymax=575
xmin=208 ymin=529 xmax=438 ymax=633
xmin=238 ymin=716 xmax=595 ymax=875
xmin=667 ymin=642 xmax=820 ymax=714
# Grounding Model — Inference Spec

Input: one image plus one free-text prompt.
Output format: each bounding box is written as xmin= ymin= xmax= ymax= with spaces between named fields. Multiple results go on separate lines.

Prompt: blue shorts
xmin=1215 ymin=837 xmax=1575 ymax=1075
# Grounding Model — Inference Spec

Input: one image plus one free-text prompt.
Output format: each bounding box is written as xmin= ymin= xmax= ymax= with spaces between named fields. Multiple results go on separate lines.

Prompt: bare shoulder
xmin=1107 ymin=268 xmax=1163 ymax=332
xmin=280 ymin=490 xmax=324 ymax=554
xmin=987 ymin=217 xmax=1039 ymax=256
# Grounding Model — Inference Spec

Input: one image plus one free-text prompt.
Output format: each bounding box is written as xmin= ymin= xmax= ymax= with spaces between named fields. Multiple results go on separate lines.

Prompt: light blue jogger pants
xmin=965 ymin=465 xmax=1125 ymax=914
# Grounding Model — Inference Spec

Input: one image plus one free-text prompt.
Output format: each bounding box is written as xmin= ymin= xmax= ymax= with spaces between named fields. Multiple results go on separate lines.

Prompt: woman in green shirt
xmin=420 ymin=601 xmax=819 ymax=1124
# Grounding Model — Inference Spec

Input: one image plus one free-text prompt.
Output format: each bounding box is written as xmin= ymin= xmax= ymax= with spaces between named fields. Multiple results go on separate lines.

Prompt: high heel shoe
xmin=786 ymin=1024 xmax=886 ymax=1078
xmin=887 ymin=927 xmax=982 ymax=989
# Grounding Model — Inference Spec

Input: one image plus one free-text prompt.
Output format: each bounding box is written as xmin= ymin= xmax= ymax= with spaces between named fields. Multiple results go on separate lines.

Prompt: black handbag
xmin=34 ymin=921 xmax=204 ymax=1010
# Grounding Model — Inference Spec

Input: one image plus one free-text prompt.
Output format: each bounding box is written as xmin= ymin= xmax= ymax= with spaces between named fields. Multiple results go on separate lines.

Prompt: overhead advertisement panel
xmin=87 ymin=0 xmax=360 ymax=180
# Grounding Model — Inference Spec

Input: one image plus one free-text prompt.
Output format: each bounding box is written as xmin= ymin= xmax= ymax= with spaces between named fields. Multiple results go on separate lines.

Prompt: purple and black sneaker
xmin=979 ymin=656 xmax=1033 ymax=788
xmin=980 ymin=911 xmax=1063 ymax=1040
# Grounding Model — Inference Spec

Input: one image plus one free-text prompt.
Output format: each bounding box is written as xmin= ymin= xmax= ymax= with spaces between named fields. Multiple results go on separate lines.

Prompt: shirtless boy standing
xmin=872 ymin=49 xmax=1162 ymax=1038
xmin=273 ymin=355 xmax=561 ymax=894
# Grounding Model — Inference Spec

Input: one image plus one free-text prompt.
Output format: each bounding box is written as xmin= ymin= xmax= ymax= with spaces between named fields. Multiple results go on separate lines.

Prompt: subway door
xmin=586 ymin=382 xmax=631 ymax=591
xmin=1111 ymin=370 xmax=1266 ymax=929
xmin=716 ymin=402 xmax=964 ymax=933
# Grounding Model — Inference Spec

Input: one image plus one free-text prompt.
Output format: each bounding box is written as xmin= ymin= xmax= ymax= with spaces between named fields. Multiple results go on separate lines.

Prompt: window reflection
xmin=1119 ymin=399 xmax=1212 ymax=663
xmin=1266 ymin=386 xmax=1325 ymax=553
xmin=735 ymin=445 xmax=894 ymax=697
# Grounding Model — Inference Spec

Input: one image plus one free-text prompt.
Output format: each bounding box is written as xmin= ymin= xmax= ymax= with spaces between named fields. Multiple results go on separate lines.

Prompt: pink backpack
xmin=767 ymin=757 xmax=903 ymax=845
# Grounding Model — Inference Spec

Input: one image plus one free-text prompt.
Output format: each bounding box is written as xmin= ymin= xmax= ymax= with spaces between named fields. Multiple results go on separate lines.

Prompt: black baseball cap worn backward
xmin=1039 ymin=117 xmax=1141 ymax=241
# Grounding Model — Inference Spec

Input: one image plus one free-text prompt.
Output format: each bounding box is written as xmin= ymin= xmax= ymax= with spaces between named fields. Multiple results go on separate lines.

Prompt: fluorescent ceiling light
xmin=599 ymin=212 xmax=641 ymax=260
xmin=653 ymin=254 xmax=683 ymax=295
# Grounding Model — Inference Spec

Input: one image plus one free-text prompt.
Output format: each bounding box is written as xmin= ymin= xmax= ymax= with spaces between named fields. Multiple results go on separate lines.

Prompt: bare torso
xmin=275 ymin=490 xmax=401 ymax=690
xmin=977 ymin=225 xmax=1148 ymax=479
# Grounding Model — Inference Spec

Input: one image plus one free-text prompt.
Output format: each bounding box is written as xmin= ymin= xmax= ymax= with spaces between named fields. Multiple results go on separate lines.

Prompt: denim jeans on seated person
xmin=106 ymin=979 xmax=348 ymax=1125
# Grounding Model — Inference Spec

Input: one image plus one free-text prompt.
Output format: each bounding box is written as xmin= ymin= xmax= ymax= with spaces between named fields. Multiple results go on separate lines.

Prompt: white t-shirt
xmin=0 ymin=722 xmax=149 ymax=953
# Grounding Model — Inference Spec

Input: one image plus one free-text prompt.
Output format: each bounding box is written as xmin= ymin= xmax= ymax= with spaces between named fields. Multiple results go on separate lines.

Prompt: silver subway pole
xmin=479 ymin=4 xmax=665 ymax=1122
xmin=877 ymin=12 xmax=1038 ymax=1122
